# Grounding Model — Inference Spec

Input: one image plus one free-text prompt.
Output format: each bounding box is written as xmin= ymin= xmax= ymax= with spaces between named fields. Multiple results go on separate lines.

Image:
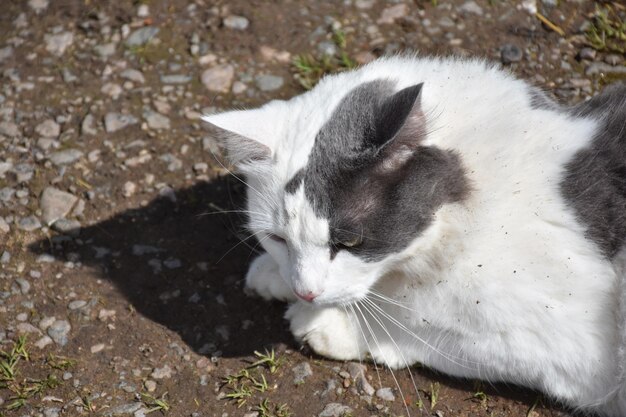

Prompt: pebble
xmin=123 ymin=181 xmax=137 ymax=198
xmin=126 ymin=27 xmax=159 ymax=46
xmin=201 ymin=65 xmax=235 ymax=93
xmin=144 ymin=380 xmax=157 ymax=392
xmin=44 ymin=407 xmax=60 ymax=417
xmin=18 ymin=216 xmax=42 ymax=232
xmin=0 ymin=121 xmax=20 ymax=137
xmin=44 ymin=31 xmax=74 ymax=56
xmin=223 ymin=15 xmax=250 ymax=30
xmin=121 ymin=69 xmax=146 ymax=84
xmin=95 ymin=42 xmax=116 ymax=58
xmin=578 ymin=47 xmax=596 ymax=60
xmin=35 ymin=335 xmax=54 ymax=349
xmin=15 ymin=278 xmax=31 ymax=294
xmin=292 ymin=362 xmax=313 ymax=384
xmin=500 ymin=44 xmax=523 ymax=64
xmin=0 ymin=46 xmax=14 ymax=63
xmin=355 ymin=0 xmax=376 ymax=9
xmin=255 ymin=74 xmax=284 ymax=91
xmin=137 ymin=4 xmax=150 ymax=17
xmin=0 ymin=217 xmax=9 ymax=234
xmin=98 ymin=308 xmax=117 ymax=321
xmin=0 ymin=251 xmax=10 ymax=263
xmin=318 ymin=41 xmax=338 ymax=56
xmin=605 ymin=54 xmax=623 ymax=66
xmin=376 ymin=387 xmax=395 ymax=401
xmin=28 ymin=0 xmax=49 ymax=13
xmin=47 ymin=319 xmax=71 ymax=346
xmin=160 ymin=74 xmax=192 ymax=84
xmin=49 ymin=149 xmax=83 ymax=166
xmin=90 ymin=343 xmax=106 ymax=353
xmin=40 ymin=316 xmax=57 ymax=330
xmin=105 ymin=112 xmax=139 ymax=133
xmin=319 ymin=403 xmax=353 ymax=417
xmin=459 ymin=0 xmax=484 ymax=15
xmin=52 ymin=218 xmax=81 ymax=236
xmin=68 ymin=300 xmax=87 ymax=310
xmin=150 ymin=364 xmax=173 ymax=379
xmin=377 ymin=4 xmax=408 ymax=24
xmin=17 ymin=323 xmax=42 ymax=335
xmin=102 ymin=82 xmax=123 ymax=99
xmin=81 ymin=114 xmax=98 ymax=135
xmin=103 ymin=402 xmax=143 ymax=416
xmin=160 ymin=153 xmax=182 ymax=171
xmin=143 ymin=109 xmax=171 ymax=130
xmin=40 ymin=186 xmax=78 ymax=225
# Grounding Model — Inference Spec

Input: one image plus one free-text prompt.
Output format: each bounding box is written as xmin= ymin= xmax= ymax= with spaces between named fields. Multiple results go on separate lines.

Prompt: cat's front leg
xmin=245 ymin=253 xmax=296 ymax=302
xmin=285 ymin=302 xmax=365 ymax=361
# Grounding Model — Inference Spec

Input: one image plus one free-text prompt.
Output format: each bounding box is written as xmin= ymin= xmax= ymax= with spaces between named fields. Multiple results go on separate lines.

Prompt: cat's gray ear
xmin=374 ymin=83 xmax=426 ymax=171
xmin=202 ymin=110 xmax=272 ymax=166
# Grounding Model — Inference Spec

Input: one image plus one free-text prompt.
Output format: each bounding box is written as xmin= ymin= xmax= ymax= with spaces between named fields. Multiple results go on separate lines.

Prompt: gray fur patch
xmin=561 ymin=83 xmax=626 ymax=258
xmin=286 ymin=80 xmax=469 ymax=261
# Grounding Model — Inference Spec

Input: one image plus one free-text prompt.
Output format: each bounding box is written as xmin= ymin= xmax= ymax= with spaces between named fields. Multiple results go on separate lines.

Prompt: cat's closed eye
xmin=268 ymin=233 xmax=286 ymax=243
xmin=334 ymin=235 xmax=363 ymax=249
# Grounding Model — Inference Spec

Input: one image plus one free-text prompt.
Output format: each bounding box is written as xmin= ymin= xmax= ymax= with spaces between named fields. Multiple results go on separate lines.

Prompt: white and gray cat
xmin=203 ymin=56 xmax=626 ymax=416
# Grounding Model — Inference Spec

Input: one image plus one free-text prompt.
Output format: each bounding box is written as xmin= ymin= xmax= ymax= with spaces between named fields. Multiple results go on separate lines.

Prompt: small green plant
xmin=46 ymin=354 xmax=76 ymax=371
xmin=292 ymin=29 xmax=357 ymax=90
xmin=248 ymin=349 xmax=281 ymax=374
xmin=141 ymin=392 xmax=170 ymax=414
xmin=585 ymin=3 xmax=626 ymax=54
xmin=80 ymin=395 xmax=96 ymax=413
xmin=224 ymin=383 xmax=253 ymax=407
xmin=0 ymin=336 xmax=30 ymax=382
xmin=255 ymin=399 xmax=293 ymax=417
xmin=429 ymin=382 xmax=440 ymax=409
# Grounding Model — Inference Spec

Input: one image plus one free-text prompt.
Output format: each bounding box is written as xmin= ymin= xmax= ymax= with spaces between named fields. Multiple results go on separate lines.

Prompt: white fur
xmin=204 ymin=56 xmax=625 ymax=415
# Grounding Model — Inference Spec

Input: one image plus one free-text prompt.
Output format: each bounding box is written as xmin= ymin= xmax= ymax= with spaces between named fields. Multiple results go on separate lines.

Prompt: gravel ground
xmin=1 ymin=0 xmax=625 ymax=416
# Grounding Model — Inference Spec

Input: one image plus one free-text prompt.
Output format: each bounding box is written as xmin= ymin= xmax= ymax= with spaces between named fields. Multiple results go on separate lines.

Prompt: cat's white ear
xmin=202 ymin=105 xmax=279 ymax=167
xmin=375 ymin=83 xmax=426 ymax=172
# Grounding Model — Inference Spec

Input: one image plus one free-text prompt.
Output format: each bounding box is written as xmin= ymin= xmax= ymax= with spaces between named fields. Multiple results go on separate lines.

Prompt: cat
xmin=202 ymin=55 xmax=626 ymax=416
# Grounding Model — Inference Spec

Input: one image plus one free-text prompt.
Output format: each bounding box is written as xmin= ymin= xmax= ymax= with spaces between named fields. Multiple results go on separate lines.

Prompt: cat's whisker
xmin=216 ymin=229 xmax=267 ymax=264
xmin=195 ymin=209 xmax=268 ymax=218
xmin=361 ymin=298 xmax=423 ymax=413
xmin=355 ymin=301 xmax=412 ymax=417
xmin=368 ymin=290 xmax=417 ymax=310
xmin=349 ymin=304 xmax=384 ymax=389
xmin=363 ymin=296 xmax=481 ymax=370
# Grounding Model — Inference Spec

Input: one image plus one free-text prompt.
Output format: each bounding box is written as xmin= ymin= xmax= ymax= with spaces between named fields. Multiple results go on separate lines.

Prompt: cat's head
xmin=204 ymin=76 xmax=468 ymax=306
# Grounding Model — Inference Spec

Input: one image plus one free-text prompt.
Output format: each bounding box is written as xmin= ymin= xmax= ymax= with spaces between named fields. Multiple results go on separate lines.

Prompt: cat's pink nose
xmin=295 ymin=290 xmax=319 ymax=302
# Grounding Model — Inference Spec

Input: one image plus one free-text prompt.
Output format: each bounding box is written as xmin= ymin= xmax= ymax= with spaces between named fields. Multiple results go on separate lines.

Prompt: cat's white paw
xmin=245 ymin=253 xmax=296 ymax=302
xmin=285 ymin=303 xmax=364 ymax=361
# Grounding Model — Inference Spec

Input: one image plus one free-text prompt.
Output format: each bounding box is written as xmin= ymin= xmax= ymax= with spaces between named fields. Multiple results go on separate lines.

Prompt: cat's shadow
xmin=28 ymin=176 xmax=292 ymax=357
xmin=27 ymin=176 xmax=565 ymax=415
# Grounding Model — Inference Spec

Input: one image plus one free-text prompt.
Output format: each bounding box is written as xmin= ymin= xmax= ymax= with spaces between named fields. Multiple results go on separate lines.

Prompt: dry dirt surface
xmin=1 ymin=0 xmax=625 ymax=416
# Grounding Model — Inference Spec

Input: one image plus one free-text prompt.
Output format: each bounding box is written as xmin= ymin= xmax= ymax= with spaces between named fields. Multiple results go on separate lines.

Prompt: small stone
xmin=231 ymin=81 xmax=247 ymax=94
xmin=376 ymin=387 xmax=395 ymax=401
xmin=47 ymin=320 xmax=71 ymax=346
xmin=459 ymin=0 xmax=483 ymax=15
xmin=586 ymin=62 xmax=626 ymax=76
xmin=201 ymin=65 xmax=235 ymax=93
xmin=123 ymin=181 xmax=137 ymax=198
xmin=90 ymin=343 xmax=105 ymax=353
xmin=18 ymin=216 xmax=42 ymax=232
xmin=318 ymin=41 xmax=338 ymax=56
xmin=62 ymin=68 xmax=77 ymax=83
xmin=377 ymin=4 xmax=408 ymax=24
xmin=105 ymin=113 xmax=139 ymax=133
xmin=500 ymin=44 xmax=523 ymax=64
xmin=121 ymin=69 xmax=145 ymax=84
xmin=150 ymin=364 xmax=172 ymax=379
xmin=45 ymin=31 xmax=74 ymax=56
xmin=292 ymin=362 xmax=313 ymax=384
xmin=102 ymin=82 xmax=123 ymax=99
xmin=81 ymin=114 xmax=98 ymax=135
xmin=44 ymin=407 xmax=60 ymax=417
xmin=163 ymin=258 xmax=181 ymax=269
xmin=126 ymin=27 xmax=159 ymax=47
xmin=28 ymin=0 xmax=49 ymax=13
xmin=94 ymin=42 xmax=116 ymax=58
xmin=17 ymin=323 xmax=42 ymax=335
xmin=0 ymin=121 xmax=20 ymax=137
xmin=0 ymin=217 xmax=9 ymax=234
xmin=223 ymin=15 xmax=250 ymax=30
xmin=355 ymin=0 xmax=375 ymax=9
xmin=98 ymin=309 xmax=116 ymax=321
xmin=15 ymin=278 xmax=31 ymax=294
xmin=51 ymin=218 xmax=81 ymax=236
xmin=605 ymin=54 xmax=623 ymax=66
xmin=0 ymin=46 xmax=14 ymax=63
xmin=578 ymin=47 xmax=596 ymax=61
xmin=41 ymin=187 xmax=77 ymax=225
xmin=319 ymin=403 xmax=353 ymax=417
xmin=143 ymin=109 xmax=171 ymax=130
xmin=137 ymin=4 xmax=150 ymax=17
xmin=40 ymin=316 xmax=56 ymax=330
xmin=35 ymin=119 xmax=60 ymax=138
xmin=48 ymin=149 xmax=83 ymax=166
xmin=68 ymin=300 xmax=87 ymax=310
xmin=160 ymin=74 xmax=192 ymax=84
xmin=159 ymin=153 xmax=182 ymax=171
xmin=255 ymin=74 xmax=284 ymax=91
xmin=103 ymin=403 xmax=143 ymax=416
xmin=144 ymin=380 xmax=157 ymax=392
xmin=0 ymin=251 xmax=10 ymax=263
xmin=193 ymin=162 xmax=208 ymax=173
xmin=35 ymin=335 xmax=54 ymax=349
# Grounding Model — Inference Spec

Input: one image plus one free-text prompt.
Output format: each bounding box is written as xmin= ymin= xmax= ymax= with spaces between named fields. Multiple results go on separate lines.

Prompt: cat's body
xmin=203 ymin=56 xmax=626 ymax=415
